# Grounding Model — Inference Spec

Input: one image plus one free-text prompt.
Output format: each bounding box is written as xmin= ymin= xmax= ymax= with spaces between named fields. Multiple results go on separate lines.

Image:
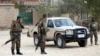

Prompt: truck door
xmin=46 ymin=20 xmax=55 ymax=40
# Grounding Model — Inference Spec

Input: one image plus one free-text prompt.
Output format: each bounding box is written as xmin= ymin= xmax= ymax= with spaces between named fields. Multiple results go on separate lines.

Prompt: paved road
xmin=0 ymin=30 xmax=100 ymax=56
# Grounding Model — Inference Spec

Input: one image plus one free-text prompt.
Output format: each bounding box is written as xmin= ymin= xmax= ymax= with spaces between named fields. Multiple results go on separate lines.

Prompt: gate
xmin=19 ymin=9 xmax=33 ymax=25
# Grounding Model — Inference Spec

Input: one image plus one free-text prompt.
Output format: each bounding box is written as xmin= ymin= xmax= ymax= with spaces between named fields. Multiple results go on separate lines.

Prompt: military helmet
xmin=92 ymin=17 xmax=96 ymax=19
xmin=91 ymin=17 xmax=96 ymax=22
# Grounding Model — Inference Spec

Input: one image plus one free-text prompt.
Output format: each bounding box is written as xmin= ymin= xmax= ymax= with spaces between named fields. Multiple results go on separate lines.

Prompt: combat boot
xmin=41 ymin=48 xmax=47 ymax=54
xmin=16 ymin=49 xmax=23 ymax=55
xmin=11 ymin=49 xmax=15 ymax=55
xmin=95 ymin=42 xmax=99 ymax=45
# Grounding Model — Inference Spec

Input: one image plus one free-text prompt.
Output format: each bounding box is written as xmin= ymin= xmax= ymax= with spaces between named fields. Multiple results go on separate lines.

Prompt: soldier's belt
xmin=11 ymin=33 xmax=20 ymax=38
xmin=11 ymin=31 xmax=21 ymax=33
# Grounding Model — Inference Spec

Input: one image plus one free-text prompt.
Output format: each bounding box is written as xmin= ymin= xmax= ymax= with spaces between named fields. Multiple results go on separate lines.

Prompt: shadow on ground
xmin=46 ymin=44 xmax=80 ymax=49
xmin=24 ymin=43 xmax=85 ymax=50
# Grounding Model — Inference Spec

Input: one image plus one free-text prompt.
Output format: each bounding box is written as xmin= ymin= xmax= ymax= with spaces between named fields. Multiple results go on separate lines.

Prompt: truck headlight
xmin=66 ymin=29 xmax=74 ymax=35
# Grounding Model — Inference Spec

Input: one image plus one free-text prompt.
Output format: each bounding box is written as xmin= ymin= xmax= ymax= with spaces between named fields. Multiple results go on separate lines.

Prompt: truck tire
xmin=34 ymin=34 xmax=39 ymax=46
xmin=54 ymin=40 xmax=57 ymax=45
xmin=78 ymin=40 xmax=87 ymax=47
xmin=56 ymin=35 xmax=66 ymax=48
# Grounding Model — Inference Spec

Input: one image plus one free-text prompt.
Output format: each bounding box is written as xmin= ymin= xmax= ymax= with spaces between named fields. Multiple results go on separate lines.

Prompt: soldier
xmin=89 ymin=17 xmax=98 ymax=45
xmin=37 ymin=14 xmax=48 ymax=54
xmin=10 ymin=16 xmax=24 ymax=55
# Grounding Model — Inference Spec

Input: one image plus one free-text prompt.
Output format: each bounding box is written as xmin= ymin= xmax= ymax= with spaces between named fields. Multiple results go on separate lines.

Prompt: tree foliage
xmin=11 ymin=0 xmax=26 ymax=11
xmin=34 ymin=4 xmax=47 ymax=15
xmin=86 ymin=0 xmax=100 ymax=18
xmin=57 ymin=0 xmax=86 ymax=19
xmin=85 ymin=0 xmax=100 ymax=30
xmin=60 ymin=0 xmax=83 ymax=14
xmin=34 ymin=3 xmax=59 ymax=16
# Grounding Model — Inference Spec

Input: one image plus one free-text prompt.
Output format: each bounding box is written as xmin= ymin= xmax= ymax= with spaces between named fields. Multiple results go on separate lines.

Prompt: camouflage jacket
xmin=11 ymin=20 xmax=24 ymax=33
xmin=90 ymin=21 xmax=97 ymax=31
xmin=38 ymin=18 xmax=47 ymax=34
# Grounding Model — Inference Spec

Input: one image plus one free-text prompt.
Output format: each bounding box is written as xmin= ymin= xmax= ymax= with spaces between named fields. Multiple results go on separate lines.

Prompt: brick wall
xmin=0 ymin=4 xmax=18 ymax=28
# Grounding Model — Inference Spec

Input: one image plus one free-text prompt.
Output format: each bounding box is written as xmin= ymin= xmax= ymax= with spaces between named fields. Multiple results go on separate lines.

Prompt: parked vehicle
xmin=27 ymin=17 xmax=90 ymax=48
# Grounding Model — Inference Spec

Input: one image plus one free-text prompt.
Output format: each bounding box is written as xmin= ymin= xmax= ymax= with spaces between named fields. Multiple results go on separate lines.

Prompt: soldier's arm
xmin=20 ymin=23 xmax=24 ymax=29
xmin=19 ymin=19 xmax=24 ymax=29
xmin=89 ymin=21 xmax=92 ymax=28
xmin=96 ymin=22 xmax=98 ymax=30
xmin=37 ymin=22 xmax=41 ymax=27
xmin=11 ymin=23 xmax=15 ymax=30
xmin=10 ymin=23 xmax=15 ymax=39
xmin=36 ymin=18 xmax=42 ymax=26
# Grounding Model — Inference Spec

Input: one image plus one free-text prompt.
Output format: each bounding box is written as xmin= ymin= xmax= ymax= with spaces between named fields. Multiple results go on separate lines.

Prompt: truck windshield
xmin=54 ymin=19 xmax=77 ymax=27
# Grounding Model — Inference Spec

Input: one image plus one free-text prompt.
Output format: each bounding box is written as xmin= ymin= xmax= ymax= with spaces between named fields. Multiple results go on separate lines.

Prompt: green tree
xmin=85 ymin=0 xmax=100 ymax=30
xmin=34 ymin=4 xmax=47 ymax=15
xmin=34 ymin=2 xmax=57 ymax=16
xmin=86 ymin=0 xmax=100 ymax=18
xmin=11 ymin=0 xmax=26 ymax=11
xmin=58 ymin=0 xmax=86 ymax=19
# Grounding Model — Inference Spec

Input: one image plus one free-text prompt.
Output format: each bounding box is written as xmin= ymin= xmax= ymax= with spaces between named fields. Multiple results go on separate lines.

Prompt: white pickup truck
xmin=27 ymin=17 xmax=90 ymax=48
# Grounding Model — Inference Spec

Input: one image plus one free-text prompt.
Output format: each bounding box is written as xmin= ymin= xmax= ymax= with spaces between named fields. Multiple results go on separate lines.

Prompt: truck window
xmin=47 ymin=20 xmax=54 ymax=28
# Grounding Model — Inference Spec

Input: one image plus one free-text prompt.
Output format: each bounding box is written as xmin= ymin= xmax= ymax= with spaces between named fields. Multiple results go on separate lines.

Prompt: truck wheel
xmin=78 ymin=40 xmax=87 ymax=47
xmin=56 ymin=35 xmax=66 ymax=48
xmin=34 ymin=34 xmax=39 ymax=46
xmin=54 ymin=40 xmax=57 ymax=45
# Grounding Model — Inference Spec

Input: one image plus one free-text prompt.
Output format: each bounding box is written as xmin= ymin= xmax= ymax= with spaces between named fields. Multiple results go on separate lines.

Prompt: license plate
xmin=78 ymin=34 xmax=85 ymax=38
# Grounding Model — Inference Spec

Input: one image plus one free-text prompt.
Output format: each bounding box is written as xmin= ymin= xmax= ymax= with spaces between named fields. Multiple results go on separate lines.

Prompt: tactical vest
xmin=90 ymin=22 xmax=97 ymax=31
xmin=39 ymin=19 xmax=46 ymax=34
xmin=11 ymin=21 xmax=22 ymax=32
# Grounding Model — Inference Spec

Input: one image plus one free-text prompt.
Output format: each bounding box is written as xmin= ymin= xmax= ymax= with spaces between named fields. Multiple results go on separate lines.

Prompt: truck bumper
xmin=62 ymin=34 xmax=90 ymax=41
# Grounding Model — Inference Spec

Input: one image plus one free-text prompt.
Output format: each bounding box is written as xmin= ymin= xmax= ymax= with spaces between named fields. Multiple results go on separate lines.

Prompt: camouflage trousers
xmin=90 ymin=30 xmax=98 ymax=44
xmin=10 ymin=32 xmax=21 ymax=49
xmin=40 ymin=34 xmax=46 ymax=49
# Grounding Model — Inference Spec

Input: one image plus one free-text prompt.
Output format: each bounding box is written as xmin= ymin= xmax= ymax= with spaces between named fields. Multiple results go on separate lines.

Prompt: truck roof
xmin=47 ymin=17 xmax=70 ymax=20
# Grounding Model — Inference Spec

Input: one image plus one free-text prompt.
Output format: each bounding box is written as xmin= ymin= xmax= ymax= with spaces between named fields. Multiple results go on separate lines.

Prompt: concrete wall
xmin=0 ymin=4 xmax=19 ymax=28
xmin=33 ymin=9 xmax=41 ymax=25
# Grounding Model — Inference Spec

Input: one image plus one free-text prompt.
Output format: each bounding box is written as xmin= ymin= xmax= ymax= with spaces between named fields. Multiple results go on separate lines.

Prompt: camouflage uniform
xmin=10 ymin=19 xmax=24 ymax=55
xmin=38 ymin=17 xmax=47 ymax=54
xmin=90 ymin=18 xmax=98 ymax=45
xmin=11 ymin=32 xmax=21 ymax=50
